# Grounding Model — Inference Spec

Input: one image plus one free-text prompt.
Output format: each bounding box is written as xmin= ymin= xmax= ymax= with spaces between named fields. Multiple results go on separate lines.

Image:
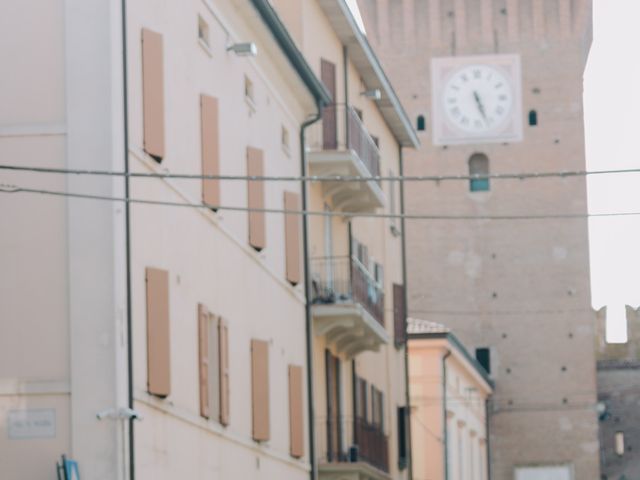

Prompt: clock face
xmin=442 ymin=65 xmax=514 ymax=134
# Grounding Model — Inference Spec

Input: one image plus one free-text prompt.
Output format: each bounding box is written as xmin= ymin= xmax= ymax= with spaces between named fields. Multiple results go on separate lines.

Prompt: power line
xmin=1 ymin=183 xmax=639 ymax=221
xmin=2 ymin=163 xmax=640 ymax=182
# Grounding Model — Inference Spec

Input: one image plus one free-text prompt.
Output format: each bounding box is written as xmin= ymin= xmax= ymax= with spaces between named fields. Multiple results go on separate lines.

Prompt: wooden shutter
xmin=200 ymin=94 xmax=220 ymax=208
xmin=207 ymin=312 xmax=221 ymax=422
xmin=219 ymin=318 xmax=230 ymax=426
xmin=320 ymin=59 xmax=337 ymax=149
xmin=393 ymin=283 xmax=407 ymax=346
xmin=198 ymin=304 xmax=210 ymax=418
xmin=284 ymin=191 xmax=301 ymax=285
xmin=146 ymin=267 xmax=170 ymax=397
xmin=251 ymin=339 xmax=270 ymax=441
xmin=288 ymin=365 xmax=304 ymax=458
xmin=141 ymin=29 xmax=165 ymax=161
xmin=247 ymin=148 xmax=266 ymax=251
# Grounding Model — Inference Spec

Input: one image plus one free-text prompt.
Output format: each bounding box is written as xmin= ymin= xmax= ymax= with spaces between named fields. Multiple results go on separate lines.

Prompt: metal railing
xmin=307 ymin=104 xmax=381 ymax=182
xmin=310 ymin=256 xmax=385 ymax=326
xmin=315 ymin=415 xmax=389 ymax=474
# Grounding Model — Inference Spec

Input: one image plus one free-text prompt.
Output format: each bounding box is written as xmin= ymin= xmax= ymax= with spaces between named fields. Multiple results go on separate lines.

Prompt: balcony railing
xmin=308 ymin=104 xmax=381 ymax=181
xmin=316 ymin=416 xmax=389 ymax=475
xmin=354 ymin=417 xmax=389 ymax=473
xmin=310 ymin=256 xmax=384 ymax=327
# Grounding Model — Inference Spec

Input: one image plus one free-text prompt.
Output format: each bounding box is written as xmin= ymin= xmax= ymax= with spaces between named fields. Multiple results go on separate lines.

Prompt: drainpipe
xmin=398 ymin=145 xmax=413 ymax=479
xmin=343 ymin=45 xmax=349 ymax=147
xmin=485 ymin=397 xmax=492 ymax=480
xmin=301 ymin=101 xmax=324 ymax=480
xmin=120 ymin=0 xmax=135 ymax=478
xmin=442 ymin=349 xmax=452 ymax=480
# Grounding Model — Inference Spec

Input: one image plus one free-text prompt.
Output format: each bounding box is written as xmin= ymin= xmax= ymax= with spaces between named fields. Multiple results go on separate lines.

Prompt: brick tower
xmin=357 ymin=1 xmax=599 ymax=478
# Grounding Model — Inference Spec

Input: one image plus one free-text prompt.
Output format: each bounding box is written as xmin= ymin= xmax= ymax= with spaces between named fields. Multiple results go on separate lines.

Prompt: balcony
xmin=311 ymin=256 xmax=389 ymax=357
xmin=317 ymin=417 xmax=390 ymax=480
xmin=307 ymin=104 xmax=385 ymax=213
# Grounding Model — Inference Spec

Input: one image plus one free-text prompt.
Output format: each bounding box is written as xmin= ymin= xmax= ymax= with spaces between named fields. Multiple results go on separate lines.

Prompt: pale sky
xmin=585 ymin=0 xmax=640 ymax=341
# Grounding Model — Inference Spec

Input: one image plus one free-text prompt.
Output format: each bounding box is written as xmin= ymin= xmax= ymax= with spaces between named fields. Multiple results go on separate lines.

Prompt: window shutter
xmin=146 ymin=267 xmax=171 ymax=397
xmin=393 ymin=283 xmax=407 ymax=346
xmin=251 ymin=339 xmax=270 ymax=441
xmin=247 ymin=148 xmax=266 ymax=251
xmin=284 ymin=191 xmax=301 ymax=285
xmin=200 ymin=94 xmax=220 ymax=208
xmin=288 ymin=365 xmax=304 ymax=458
xmin=198 ymin=304 xmax=210 ymax=418
xmin=219 ymin=318 xmax=230 ymax=426
xmin=141 ymin=29 xmax=165 ymax=161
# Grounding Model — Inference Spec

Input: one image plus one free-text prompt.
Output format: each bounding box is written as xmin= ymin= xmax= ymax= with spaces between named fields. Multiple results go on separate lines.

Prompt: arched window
xmin=469 ymin=153 xmax=489 ymax=192
xmin=529 ymin=110 xmax=538 ymax=126
xmin=416 ymin=115 xmax=426 ymax=132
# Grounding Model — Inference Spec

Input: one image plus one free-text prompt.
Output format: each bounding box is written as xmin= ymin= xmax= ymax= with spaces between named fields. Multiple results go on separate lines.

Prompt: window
xmin=615 ymin=431 xmax=625 ymax=456
xmin=251 ymin=339 xmax=270 ymax=442
xmin=281 ymin=126 xmax=290 ymax=154
xmin=247 ymin=147 xmax=266 ymax=251
xmin=198 ymin=304 xmax=229 ymax=425
xmin=146 ymin=267 xmax=171 ymax=397
xmin=397 ymin=406 xmax=409 ymax=470
xmin=197 ymin=15 xmax=209 ymax=47
xmin=529 ymin=109 xmax=538 ymax=126
xmin=370 ymin=386 xmax=384 ymax=430
xmin=141 ymin=29 xmax=165 ymax=161
xmin=200 ymin=94 xmax=220 ymax=209
xmin=393 ymin=284 xmax=407 ymax=346
xmin=245 ymin=76 xmax=255 ymax=104
xmin=475 ymin=347 xmax=491 ymax=374
xmin=416 ymin=114 xmax=426 ymax=131
xmin=469 ymin=153 xmax=490 ymax=192
xmin=284 ymin=191 xmax=301 ymax=285
xmin=288 ymin=365 xmax=304 ymax=458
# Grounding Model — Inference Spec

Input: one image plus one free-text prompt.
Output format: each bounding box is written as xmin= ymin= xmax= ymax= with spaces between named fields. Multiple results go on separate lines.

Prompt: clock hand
xmin=473 ymin=91 xmax=488 ymax=122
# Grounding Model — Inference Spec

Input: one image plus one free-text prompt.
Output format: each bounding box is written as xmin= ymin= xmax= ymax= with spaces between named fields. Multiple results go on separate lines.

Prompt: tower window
xmin=615 ymin=432 xmax=625 ymax=456
xmin=529 ymin=110 xmax=538 ymax=126
xmin=475 ymin=347 xmax=491 ymax=374
xmin=469 ymin=153 xmax=489 ymax=192
xmin=416 ymin=115 xmax=426 ymax=131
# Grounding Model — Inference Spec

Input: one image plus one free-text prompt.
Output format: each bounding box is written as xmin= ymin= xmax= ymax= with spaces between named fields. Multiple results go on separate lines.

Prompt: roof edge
xmin=250 ymin=0 xmax=332 ymax=107
xmin=409 ymin=331 xmax=495 ymax=390
xmin=335 ymin=0 xmax=420 ymax=148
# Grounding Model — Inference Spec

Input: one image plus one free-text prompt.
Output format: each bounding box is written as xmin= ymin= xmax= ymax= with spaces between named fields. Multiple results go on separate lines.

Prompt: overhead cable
xmin=2 ymin=163 xmax=640 ymax=182
xmin=0 ymin=183 xmax=638 ymax=221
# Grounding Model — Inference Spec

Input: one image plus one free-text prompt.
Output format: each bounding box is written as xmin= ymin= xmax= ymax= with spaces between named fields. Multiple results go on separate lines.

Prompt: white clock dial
xmin=442 ymin=65 xmax=513 ymax=134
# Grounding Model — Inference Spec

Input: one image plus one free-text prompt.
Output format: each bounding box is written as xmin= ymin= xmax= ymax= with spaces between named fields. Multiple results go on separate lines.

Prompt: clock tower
xmin=357 ymin=1 xmax=598 ymax=479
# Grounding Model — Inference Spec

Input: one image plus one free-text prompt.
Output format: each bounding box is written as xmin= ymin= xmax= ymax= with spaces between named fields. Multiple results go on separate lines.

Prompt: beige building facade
xmin=0 ymin=0 xmax=330 ymax=478
xmin=271 ymin=1 xmax=419 ymax=479
xmin=357 ymin=1 xmax=600 ymax=479
xmin=408 ymin=318 xmax=493 ymax=480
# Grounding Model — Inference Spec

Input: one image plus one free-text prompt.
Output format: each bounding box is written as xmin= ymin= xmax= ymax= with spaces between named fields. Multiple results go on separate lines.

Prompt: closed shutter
xmin=393 ymin=283 xmax=407 ymax=346
xmin=208 ymin=311 xmax=221 ymax=422
xmin=200 ymin=94 xmax=220 ymax=208
xmin=251 ymin=339 xmax=270 ymax=441
xmin=198 ymin=304 xmax=210 ymax=418
xmin=146 ymin=267 xmax=171 ymax=397
xmin=288 ymin=365 xmax=304 ymax=458
xmin=284 ymin=191 xmax=301 ymax=285
xmin=219 ymin=318 xmax=230 ymax=426
xmin=141 ymin=29 xmax=165 ymax=161
xmin=247 ymin=148 xmax=266 ymax=251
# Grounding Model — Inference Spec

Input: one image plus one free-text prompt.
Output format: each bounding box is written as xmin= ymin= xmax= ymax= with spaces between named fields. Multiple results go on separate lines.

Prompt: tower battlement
xmin=359 ymin=0 xmax=592 ymax=58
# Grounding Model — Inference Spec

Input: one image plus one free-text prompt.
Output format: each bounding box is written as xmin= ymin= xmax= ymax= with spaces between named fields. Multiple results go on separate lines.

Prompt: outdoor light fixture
xmin=361 ymin=88 xmax=382 ymax=100
xmin=227 ymin=42 xmax=258 ymax=57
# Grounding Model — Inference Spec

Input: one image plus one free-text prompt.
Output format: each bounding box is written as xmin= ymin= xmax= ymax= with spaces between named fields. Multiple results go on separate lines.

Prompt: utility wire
xmin=2 ymin=163 xmax=640 ymax=182
xmin=0 ymin=183 xmax=638 ymax=221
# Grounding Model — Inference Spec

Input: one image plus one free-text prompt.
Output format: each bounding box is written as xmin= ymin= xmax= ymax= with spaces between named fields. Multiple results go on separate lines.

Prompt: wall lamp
xmin=361 ymin=88 xmax=382 ymax=100
xmin=227 ymin=42 xmax=258 ymax=57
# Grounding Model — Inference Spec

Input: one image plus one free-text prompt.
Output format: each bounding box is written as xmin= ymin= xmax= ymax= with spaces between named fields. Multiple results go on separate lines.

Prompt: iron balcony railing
xmin=308 ymin=103 xmax=381 ymax=182
xmin=310 ymin=256 xmax=385 ymax=326
xmin=316 ymin=416 xmax=389 ymax=474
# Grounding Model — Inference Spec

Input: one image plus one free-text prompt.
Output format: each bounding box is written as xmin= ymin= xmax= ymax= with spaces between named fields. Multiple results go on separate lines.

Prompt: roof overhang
xmin=317 ymin=0 xmax=420 ymax=148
